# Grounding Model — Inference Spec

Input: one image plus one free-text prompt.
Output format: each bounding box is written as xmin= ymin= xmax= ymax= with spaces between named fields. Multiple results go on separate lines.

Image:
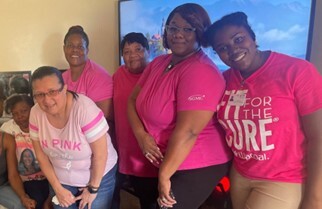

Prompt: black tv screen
xmin=119 ymin=0 xmax=315 ymax=71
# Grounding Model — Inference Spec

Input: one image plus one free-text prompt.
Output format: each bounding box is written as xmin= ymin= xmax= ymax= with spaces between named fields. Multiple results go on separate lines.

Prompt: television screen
xmin=119 ymin=0 xmax=315 ymax=71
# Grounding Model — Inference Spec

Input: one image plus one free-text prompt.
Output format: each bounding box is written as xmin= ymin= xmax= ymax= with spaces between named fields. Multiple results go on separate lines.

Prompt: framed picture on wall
xmin=0 ymin=71 xmax=32 ymax=118
xmin=0 ymin=71 xmax=32 ymax=97
xmin=118 ymin=0 xmax=316 ymax=71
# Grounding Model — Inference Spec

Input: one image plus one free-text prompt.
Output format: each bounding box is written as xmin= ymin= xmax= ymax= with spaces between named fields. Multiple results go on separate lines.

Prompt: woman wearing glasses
xmin=128 ymin=3 xmax=231 ymax=209
xmin=29 ymin=66 xmax=118 ymax=209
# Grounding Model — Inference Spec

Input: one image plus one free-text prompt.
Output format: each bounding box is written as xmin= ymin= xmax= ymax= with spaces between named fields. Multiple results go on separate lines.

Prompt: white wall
xmin=0 ymin=0 xmax=119 ymax=74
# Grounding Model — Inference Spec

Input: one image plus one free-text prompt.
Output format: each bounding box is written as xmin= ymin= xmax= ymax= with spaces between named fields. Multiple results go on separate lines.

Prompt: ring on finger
xmin=145 ymin=152 xmax=150 ymax=157
xmin=161 ymin=197 xmax=166 ymax=202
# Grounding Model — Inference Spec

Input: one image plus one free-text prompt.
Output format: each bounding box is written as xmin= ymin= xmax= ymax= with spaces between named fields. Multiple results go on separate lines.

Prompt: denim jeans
xmin=52 ymin=164 xmax=117 ymax=209
xmin=0 ymin=182 xmax=24 ymax=209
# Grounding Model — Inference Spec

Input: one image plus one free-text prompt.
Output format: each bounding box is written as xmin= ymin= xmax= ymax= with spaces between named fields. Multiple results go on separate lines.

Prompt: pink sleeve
xmin=177 ymin=63 xmax=225 ymax=111
xmin=86 ymin=70 xmax=113 ymax=102
xmin=294 ymin=62 xmax=322 ymax=116
xmin=29 ymin=106 xmax=40 ymax=141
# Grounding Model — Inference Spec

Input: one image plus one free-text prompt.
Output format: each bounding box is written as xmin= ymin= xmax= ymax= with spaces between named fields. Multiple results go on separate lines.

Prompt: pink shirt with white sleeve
xmin=29 ymin=94 xmax=117 ymax=186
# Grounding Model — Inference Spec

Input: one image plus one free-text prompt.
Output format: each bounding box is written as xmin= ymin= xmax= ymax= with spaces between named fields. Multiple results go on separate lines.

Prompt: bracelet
xmin=87 ymin=184 xmax=99 ymax=194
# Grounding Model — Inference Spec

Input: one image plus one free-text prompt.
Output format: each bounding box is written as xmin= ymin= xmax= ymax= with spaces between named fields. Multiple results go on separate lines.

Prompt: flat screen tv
xmin=118 ymin=0 xmax=316 ymax=71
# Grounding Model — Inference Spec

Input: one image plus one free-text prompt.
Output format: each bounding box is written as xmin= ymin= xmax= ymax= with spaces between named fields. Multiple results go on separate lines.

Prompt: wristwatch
xmin=87 ymin=185 xmax=99 ymax=194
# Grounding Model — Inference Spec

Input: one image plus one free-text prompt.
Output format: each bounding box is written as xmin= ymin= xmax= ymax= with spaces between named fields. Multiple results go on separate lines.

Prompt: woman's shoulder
xmin=86 ymin=59 xmax=111 ymax=76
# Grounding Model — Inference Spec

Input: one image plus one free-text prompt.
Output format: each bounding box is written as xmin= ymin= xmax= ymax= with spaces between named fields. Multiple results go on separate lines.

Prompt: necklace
xmin=164 ymin=62 xmax=174 ymax=73
xmin=164 ymin=48 xmax=201 ymax=73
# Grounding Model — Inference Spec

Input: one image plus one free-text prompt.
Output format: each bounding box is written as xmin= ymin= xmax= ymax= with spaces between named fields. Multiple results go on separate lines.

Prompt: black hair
xmin=163 ymin=3 xmax=211 ymax=49
xmin=31 ymin=66 xmax=78 ymax=99
xmin=4 ymin=94 xmax=34 ymax=114
xmin=120 ymin=32 xmax=149 ymax=54
xmin=9 ymin=76 xmax=30 ymax=94
xmin=64 ymin=25 xmax=89 ymax=48
xmin=205 ymin=11 xmax=256 ymax=48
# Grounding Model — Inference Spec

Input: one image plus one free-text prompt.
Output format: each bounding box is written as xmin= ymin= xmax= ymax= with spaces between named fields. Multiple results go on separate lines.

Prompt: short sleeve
xmin=86 ymin=70 xmax=113 ymax=102
xmin=294 ymin=62 xmax=322 ymax=116
xmin=77 ymin=95 xmax=109 ymax=143
xmin=29 ymin=106 xmax=40 ymax=141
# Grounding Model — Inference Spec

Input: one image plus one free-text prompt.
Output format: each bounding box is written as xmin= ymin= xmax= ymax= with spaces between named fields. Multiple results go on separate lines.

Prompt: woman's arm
xmin=300 ymin=109 xmax=322 ymax=209
xmin=96 ymin=98 xmax=112 ymax=120
xmin=127 ymin=86 xmax=163 ymax=163
xmin=6 ymin=133 xmax=36 ymax=209
xmin=158 ymin=110 xmax=215 ymax=207
xmin=77 ymin=134 xmax=107 ymax=209
xmin=32 ymin=140 xmax=75 ymax=207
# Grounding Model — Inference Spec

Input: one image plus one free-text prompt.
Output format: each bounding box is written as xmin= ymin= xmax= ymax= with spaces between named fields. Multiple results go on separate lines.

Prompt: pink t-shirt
xmin=29 ymin=94 xmax=118 ymax=186
xmin=218 ymin=52 xmax=322 ymax=183
xmin=136 ymin=50 xmax=232 ymax=170
xmin=1 ymin=119 xmax=45 ymax=182
xmin=63 ymin=59 xmax=113 ymax=102
xmin=113 ymin=65 xmax=158 ymax=177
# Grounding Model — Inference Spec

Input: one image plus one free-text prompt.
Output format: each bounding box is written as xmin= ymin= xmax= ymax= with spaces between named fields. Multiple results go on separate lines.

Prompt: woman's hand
xmin=55 ymin=187 xmax=75 ymax=208
xmin=20 ymin=195 xmax=37 ymax=209
xmin=158 ymin=178 xmax=176 ymax=208
xmin=138 ymin=132 xmax=163 ymax=166
xmin=75 ymin=187 xmax=97 ymax=209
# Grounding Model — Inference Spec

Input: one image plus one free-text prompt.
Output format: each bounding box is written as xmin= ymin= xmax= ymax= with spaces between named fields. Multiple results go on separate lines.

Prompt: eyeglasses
xmin=33 ymin=86 xmax=64 ymax=100
xmin=65 ymin=43 xmax=86 ymax=51
xmin=165 ymin=25 xmax=196 ymax=35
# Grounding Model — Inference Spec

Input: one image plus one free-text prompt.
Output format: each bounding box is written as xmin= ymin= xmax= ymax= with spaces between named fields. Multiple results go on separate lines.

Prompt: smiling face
xmin=166 ymin=13 xmax=199 ymax=62
xmin=32 ymin=75 xmax=67 ymax=116
xmin=63 ymin=34 xmax=88 ymax=68
xmin=122 ymin=42 xmax=149 ymax=74
xmin=22 ymin=150 xmax=33 ymax=167
xmin=212 ymin=25 xmax=260 ymax=76
xmin=11 ymin=101 xmax=31 ymax=132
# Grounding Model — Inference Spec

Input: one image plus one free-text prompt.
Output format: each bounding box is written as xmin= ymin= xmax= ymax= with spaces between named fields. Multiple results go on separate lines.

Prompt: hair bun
xmin=68 ymin=25 xmax=84 ymax=33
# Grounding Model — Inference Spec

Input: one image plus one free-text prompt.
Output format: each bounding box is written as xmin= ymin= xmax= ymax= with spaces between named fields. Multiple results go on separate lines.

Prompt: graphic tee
xmin=29 ymin=94 xmax=118 ymax=186
xmin=218 ymin=52 xmax=322 ymax=183
xmin=1 ymin=119 xmax=45 ymax=181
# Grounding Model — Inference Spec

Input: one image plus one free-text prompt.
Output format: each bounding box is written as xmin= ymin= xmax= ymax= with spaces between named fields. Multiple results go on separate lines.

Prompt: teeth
xmin=233 ymin=53 xmax=245 ymax=62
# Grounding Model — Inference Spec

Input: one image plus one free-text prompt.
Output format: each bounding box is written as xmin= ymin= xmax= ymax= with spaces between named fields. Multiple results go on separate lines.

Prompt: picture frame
xmin=0 ymin=71 xmax=32 ymax=121
xmin=118 ymin=0 xmax=316 ymax=71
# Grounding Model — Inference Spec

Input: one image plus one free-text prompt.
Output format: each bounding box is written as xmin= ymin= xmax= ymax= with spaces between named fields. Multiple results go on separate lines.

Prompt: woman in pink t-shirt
xmin=205 ymin=11 xmax=322 ymax=209
xmin=128 ymin=3 xmax=231 ymax=209
xmin=62 ymin=26 xmax=113 ymax=121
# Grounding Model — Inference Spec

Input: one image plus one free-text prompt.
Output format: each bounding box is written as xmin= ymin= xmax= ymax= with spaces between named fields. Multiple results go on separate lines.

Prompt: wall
xmin=0 ymin=0 xmax=321 ymax=74
xmin=310 ymin=0 xmax=322 ymax=73
xmin=0 ymin=0 xmax=119 ymax=74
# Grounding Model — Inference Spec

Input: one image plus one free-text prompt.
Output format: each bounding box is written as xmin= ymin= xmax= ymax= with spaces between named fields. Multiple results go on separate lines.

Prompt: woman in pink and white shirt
xmin=29 ymin=66 xmax=117 ymax=209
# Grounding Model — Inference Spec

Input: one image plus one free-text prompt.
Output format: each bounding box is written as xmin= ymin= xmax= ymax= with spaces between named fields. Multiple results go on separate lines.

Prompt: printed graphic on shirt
xmin=218 ymin=89 xmax=277 ymax=161
xmin=18 ymin=148 xmax=41 ymax=176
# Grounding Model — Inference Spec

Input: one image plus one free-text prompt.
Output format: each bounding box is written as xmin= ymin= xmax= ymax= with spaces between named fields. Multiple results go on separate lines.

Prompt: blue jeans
xmin=0 ymin=182 xmax=24 ymax=209
xmin=52 ymin=165 xmax=117 ymax=209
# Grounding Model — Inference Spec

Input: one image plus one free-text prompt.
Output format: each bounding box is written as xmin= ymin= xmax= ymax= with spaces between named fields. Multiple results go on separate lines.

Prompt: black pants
xmin=24 ymin=179 xmax=50 ymax=209
xmin=170 ymin=162 xmax=230 ymax=209
xmin=129 ymin=175 xmax=159 ymax=209
xmin=111 ymin=172 xmax=158 ymax=209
